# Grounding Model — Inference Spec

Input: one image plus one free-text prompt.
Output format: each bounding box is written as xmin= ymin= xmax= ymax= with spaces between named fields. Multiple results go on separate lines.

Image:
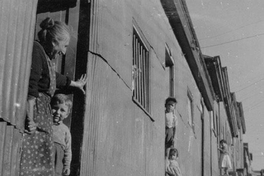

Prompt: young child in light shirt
xmin=165 ymin=97 xmax=178 ymax=157
xmin=51 ymin=94 xmax=73 ymax=176
xmin=166 ymin=148 xmax=182 ymax=176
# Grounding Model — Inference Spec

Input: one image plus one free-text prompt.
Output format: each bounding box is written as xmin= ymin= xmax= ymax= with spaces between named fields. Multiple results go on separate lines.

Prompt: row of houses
xmin=0 ymin=0 xmax=254 ymax=175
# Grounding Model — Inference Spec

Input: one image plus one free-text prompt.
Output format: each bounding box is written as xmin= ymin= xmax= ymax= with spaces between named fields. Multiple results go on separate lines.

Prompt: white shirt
xmin=165 ymin=112 xmax=177 ymax=128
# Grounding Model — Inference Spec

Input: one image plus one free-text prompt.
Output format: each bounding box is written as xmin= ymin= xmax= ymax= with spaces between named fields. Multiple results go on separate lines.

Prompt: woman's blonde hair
xmin=38 ymin=17 xmax=70 ymax=44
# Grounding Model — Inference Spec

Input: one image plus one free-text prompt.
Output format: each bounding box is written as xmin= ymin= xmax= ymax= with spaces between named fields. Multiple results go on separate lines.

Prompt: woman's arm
xmin=25 ymin=97 xmax=38 ymax=133
xmin=56 ymin=73 xmax=87 ymax=94
xmin=28 ymin=42 xmax=44 ymax=97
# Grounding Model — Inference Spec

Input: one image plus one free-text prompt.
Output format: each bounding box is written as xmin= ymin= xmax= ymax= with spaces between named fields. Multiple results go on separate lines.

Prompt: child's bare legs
xmin=165 ymin=147 xmax=170 ymax=160
xmin=221 ymin=167 xmax=228 ymax=175
xmin=165 ymin=140 xmax=174 ymax=160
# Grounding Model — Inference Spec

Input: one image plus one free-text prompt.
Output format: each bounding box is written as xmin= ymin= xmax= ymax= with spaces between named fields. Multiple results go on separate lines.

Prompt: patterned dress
xmin=20 ymin=94 xmax=55 ymax=176
xmin=19 ymin=41 xmax=70 ymax=176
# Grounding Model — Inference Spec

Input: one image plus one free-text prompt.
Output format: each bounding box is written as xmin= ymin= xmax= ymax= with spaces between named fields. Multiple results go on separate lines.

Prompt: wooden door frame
xmin=35 ymin=0 xmax=91 ymax=175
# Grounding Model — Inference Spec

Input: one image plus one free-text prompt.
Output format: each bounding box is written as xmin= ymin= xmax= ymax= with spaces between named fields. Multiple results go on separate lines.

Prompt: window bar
xmin=132 ymin=34 xmax=135 ymax=60
xmin=137 ymin=43 xmax=140 ymax=104
xmin=146 ymin=51 xmax=150 ymax=111
xmin=134 ymin=37 xmax=138 ymax=100
xmin=132 ymin=29 xmax=150 ymax=112
xmin=138 ymin=43 xmax=142 ymax=104
xmin=142 ymin=48 xmax=146 ymax=109
xmin=133 ymin=34 xmax=136 ymax=97
xmin=140 ymin=45 xmax=144 ymax=108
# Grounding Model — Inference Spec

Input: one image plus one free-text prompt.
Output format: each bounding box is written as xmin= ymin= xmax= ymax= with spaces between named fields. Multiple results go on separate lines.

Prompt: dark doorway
xmin=35 ymin=0 xmax=91 ymax=175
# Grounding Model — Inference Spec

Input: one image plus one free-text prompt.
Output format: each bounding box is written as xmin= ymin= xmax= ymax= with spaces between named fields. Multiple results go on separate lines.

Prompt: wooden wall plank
xmin=1 ymin=125 xmax=14 ymax=176
xmin=11 ymin=129 xmax=23 ymax=176
xmin=0 ymin=121 xmax=7 ymax=174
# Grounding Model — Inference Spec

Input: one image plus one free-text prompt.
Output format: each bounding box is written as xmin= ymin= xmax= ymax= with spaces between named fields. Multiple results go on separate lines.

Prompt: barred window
xmin=132 ymin=27 xmax=150 ymax=113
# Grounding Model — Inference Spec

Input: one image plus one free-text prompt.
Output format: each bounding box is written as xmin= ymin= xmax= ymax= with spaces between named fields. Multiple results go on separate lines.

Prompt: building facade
xmin=0 ymin=0 xmax=249 ymax=176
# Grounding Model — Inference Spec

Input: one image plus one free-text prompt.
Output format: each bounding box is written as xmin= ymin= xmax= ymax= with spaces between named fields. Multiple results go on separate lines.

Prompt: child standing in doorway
xmin=166 ymin=148 xmax=183 ymax=176
xmin=51 ymin=94 xmax=73 ymax=176
xmin=165 ymin=97 xmax=178 ymax=157
xmin=219 ymin=139 xmax=232 ymax=176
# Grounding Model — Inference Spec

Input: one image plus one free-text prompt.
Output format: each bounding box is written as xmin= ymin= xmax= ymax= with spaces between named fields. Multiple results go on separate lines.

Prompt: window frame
xmin=132 ymin=22 xmax=151 ymax=117
xmin=165 ymin=44 xmax=175 ymax=97
xmin=187 ymin=88 xmax=194 ymax=130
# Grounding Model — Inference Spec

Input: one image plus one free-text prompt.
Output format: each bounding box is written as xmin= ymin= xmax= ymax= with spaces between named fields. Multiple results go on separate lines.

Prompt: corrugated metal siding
xmin=80 ymin=54 xmax=103 ymax=176
xmin=80 ymin=0 xmax=153 ymax=174
xmin=0 ymin=122 xmax=23 ymax=176
xmin=0 ymin=121 xmax=7 ymax=174
xmin=77 ymin=0 xmax=242 ymax=176
xmin=0 ymin=0 xmax=38 ymax=129
xmin=0 ymin=0 xmax=38 ymax=175
xmin=80 ymin=0 xmax=206 ymax=176
xmin=81 ymin=53 xmax=152 ymax=176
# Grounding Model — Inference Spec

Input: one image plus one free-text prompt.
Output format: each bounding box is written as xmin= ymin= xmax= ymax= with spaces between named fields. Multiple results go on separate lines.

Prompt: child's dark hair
xmin=168 ymin=148 xmax=178 ymax=160
xmin=220 ymin=139 xmax=227 ymax=144
xmin=51 ymin=94 xmax=72 ymax=112
xmin=165 ymin=97 xmax=177 ymax=105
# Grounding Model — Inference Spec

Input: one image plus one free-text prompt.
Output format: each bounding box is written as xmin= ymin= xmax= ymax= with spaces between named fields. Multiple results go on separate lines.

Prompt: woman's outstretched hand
xmin=70 ymin=74 xmax=88 ymax=94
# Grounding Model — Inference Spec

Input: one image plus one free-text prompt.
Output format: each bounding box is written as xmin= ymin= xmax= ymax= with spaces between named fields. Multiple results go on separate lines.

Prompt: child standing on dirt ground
xmin=165 ymin=97 xmax=178 ymax=158
xmin=51 ymin=94 xmax=73 ymax=176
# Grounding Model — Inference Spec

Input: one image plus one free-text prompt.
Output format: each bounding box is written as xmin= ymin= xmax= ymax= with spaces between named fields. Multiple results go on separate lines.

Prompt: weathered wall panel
xmin=0 ymin=0 xmax=244 ymax=176
xmin=212 ymin=129 xmax=220 ymax=176
xmin=10 ymin=129 xmax=22 ymax=176
xmin=80 ymin=0 xmax=172 ymax=175
xmin=0 ymin=0 xmax=38 ymax=175
xmin=0 ymin=0 xmax=38 ymax=129
xmin=233 ymin=128 xmax=244 ymax=171
xmin=0 ymin=123 xmax=23 ymax=176
xmin=203 ymin=110 xmax=211 ymax=176
xmin=80 ymin=0 xmax=211 ymax=176
xmin=2 ymin=125 xmax=14 ymax=176
xmin=0 ymin=122 xmax=7 ymax=174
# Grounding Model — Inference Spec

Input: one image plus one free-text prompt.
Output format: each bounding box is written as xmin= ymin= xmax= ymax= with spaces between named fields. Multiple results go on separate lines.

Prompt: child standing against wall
xmin=166 ymin=148 xmax=183 ymax=176
xmin=219 ymin=139 xmax=232 ymax=176
xmin=51 ymin=94 xmax=73 ymax=176
xmin=165 ymin=97 xmax=178 ymax=158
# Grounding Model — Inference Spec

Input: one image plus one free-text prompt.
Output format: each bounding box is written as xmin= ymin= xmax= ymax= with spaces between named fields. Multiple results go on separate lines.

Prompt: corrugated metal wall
xmin=79 ymin=0 xmax=166 ymax=175
xmin=0 ymin=0 xmax=38 ymax=175
xmin=78 ymin=0 xmax=207 ymax=175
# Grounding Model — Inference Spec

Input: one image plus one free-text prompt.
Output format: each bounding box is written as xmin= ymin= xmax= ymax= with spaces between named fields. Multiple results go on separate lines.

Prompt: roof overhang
xmin=204 ymin=55 xmax=224 ymax=101
xmin=161 ymin=0 xmax=214 ymax=111
xmin=237 ymin=102 xmax=246 ymax=134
